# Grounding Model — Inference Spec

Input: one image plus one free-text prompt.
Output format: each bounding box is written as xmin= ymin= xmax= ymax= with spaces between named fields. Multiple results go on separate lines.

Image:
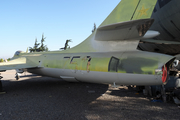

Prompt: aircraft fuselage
xmin=14 ymin=50 xmax=174 ymax=86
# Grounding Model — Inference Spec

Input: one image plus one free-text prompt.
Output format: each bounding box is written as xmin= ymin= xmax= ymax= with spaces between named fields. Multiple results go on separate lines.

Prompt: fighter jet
xmin=0 ymin=0 xmax=176 ymax=86
xmin=139 ymin=0 xmax=180 ymax=56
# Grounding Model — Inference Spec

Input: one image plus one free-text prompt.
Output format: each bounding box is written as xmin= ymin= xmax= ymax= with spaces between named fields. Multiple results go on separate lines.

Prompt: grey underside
xmin=27 ymin=68 xmax=162 ymax=86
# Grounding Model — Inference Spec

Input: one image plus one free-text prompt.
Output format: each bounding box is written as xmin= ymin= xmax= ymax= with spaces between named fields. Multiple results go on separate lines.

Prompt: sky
xmin=0 ymin=0 xmax=120 ymax=58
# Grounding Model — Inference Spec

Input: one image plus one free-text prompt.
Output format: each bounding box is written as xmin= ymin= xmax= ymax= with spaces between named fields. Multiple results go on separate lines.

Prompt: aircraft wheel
xmin=15 ymin=73 xmax=20 ymax=80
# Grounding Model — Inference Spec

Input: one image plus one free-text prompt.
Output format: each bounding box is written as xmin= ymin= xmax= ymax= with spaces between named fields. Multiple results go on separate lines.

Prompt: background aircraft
xmin=138 ymin=0 xmax=180 ymax=56
xmin=0 ymin=0 xmax=177 ymax=87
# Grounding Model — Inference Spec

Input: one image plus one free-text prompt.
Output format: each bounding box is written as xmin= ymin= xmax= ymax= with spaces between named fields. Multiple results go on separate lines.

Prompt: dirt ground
xmin=0 ymin=70 xmax=180 ymax=120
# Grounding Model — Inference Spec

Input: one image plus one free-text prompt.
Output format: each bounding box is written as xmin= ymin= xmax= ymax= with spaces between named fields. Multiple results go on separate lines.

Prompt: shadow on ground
xmin=0 ymin=76 xmax=180 ymax=120
xmin=0 ymin=76 xmax=108 ymax=120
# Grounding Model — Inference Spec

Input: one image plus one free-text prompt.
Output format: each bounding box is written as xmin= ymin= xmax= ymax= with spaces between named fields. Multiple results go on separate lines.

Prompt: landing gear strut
xmin=0 ymin=74 xmax=3 ymax=92
xmin=15 ymin=73 xmax=20 ymax=80
xmin=0 ymin=73 xmax=6 ymax=94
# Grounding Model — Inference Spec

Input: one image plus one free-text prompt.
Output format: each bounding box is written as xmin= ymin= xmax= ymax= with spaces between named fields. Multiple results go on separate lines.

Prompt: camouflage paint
xmin=10 ymin=51 xmax=173 ymax=77
xmin=100 ymin=0 xmax=157 ymax=27
xmin=0 ymin=0 xmax=175 ymax=86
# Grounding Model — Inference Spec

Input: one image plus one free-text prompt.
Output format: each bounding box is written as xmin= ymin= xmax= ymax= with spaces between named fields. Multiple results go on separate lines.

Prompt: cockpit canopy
xmin=14 ymin=51 xmax=23 ymax=56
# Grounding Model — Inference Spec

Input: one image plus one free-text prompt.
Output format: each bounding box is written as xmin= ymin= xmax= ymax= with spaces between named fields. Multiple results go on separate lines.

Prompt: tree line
xmin=0 ymin=33 xmax=72 ymax=62
xmin=0 ymin=58 xmax=11 ymax=62
xmin=0 ymin=34 xmax=48 ymax=62
xmin=29 ymin=34 xmax=48 ymax=53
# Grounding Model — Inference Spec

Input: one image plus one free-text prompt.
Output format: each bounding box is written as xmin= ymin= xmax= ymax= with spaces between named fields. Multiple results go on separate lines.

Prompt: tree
xmin=38 ymin=34 xmax=49 ymax=52
xmin=39 ymin=34 xmax=46 ymax=52
xmin=7 ymin=58 xmax=11 ymax=61
xmin=29 ymin=38 xmax=40 ymax=52
xmin=34 ymin=38 xmax=40 ymax=51
xmin=29 ymin=34 xmax=48 ymax=53
xmin=92 ymin=23 xmax=96 ymax=33
xmin=45 ymin=46 xmax=48 ymax=51
xmin=0 ymin=59 xmax=4 ymax=62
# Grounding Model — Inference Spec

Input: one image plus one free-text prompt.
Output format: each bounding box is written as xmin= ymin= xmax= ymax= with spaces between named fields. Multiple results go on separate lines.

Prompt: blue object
xmin=151 ymin=99 xmax=163 ymax=103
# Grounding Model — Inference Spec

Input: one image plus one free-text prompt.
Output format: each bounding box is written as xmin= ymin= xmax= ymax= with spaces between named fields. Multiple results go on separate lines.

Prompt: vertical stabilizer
xmin=99 ymin=0 xmax=157 ymax=27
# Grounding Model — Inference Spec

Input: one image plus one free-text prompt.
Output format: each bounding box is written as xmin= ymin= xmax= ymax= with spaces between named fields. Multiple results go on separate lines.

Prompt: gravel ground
xmin=0 ymin=70 xmax=180 ymax=120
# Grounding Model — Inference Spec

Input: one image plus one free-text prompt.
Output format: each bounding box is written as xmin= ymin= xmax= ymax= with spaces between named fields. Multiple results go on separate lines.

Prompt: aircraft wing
xmin=95 ymin=19 xmax=156 ymax=41
xmin=0 ymin=57 xmax=38 ymax=71
xmin=141 ymin=39 xmax=180 ymax=44
xmin=138 ymin=39 xmax=180 ymax=55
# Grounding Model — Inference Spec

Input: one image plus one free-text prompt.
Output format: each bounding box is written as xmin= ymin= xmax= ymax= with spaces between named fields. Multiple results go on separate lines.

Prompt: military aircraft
xmin=0 ymin=0 xmax=176 ymax=86
xmin=138 ymin=0 xmax=180 ymax=56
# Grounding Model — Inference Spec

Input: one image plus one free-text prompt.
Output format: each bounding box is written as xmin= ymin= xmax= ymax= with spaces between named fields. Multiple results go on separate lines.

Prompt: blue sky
xmin=0 ymin=0 xmax=120 ymax=58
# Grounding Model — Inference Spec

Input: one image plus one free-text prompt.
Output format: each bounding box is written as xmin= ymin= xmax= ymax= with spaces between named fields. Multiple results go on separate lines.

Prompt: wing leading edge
xmin=0 ymin=57 xmax=38 ymax=71
xmin=95 ymin=19 xmax=158 ymax=41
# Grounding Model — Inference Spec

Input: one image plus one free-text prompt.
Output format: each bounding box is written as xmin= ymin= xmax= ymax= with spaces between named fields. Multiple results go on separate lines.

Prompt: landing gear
xmin=15 ymin=69 xmax=24 ymax=80
xmin=15 ymin=73 xmax=20 ymax=80
xmin=161 ymin=85 xmax=166 ymax=103
xmin=0 ymin=73 xmax=5 ymax=94
xmin=0 ymin=75 xmax=3 ymax=92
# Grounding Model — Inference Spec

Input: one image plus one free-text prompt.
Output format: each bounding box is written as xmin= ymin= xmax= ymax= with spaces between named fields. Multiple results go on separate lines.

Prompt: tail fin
xmin=64 ymin=0 xmax=158 ymax=53
xmin=99 ymin=0 xmax=157 ymax=27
